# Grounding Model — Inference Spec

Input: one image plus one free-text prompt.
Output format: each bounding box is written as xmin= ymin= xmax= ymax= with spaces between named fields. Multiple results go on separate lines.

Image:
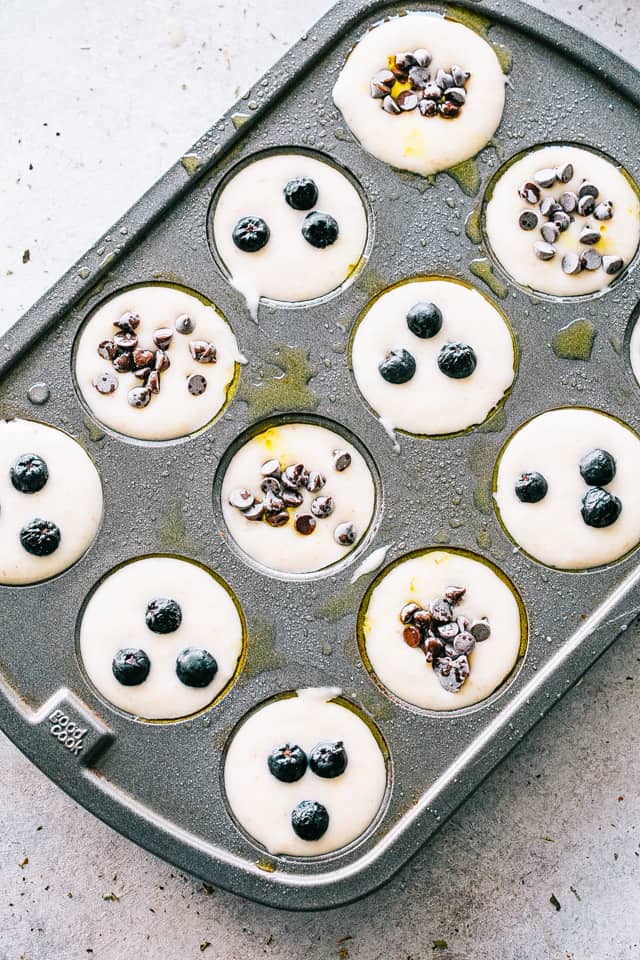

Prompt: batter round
xmin=350 ymin=277 xmax=515 ymax=436
xmin=362 ymin=549 xmax=523 ymax=711
xmin=211 ymin=152 xmax=367 ymax=314
xmin=0 ymin=419 xmax=103 ymax=586
xmin=220 ymin=422 xmax=376 ymax=575
xmin=75 ymin=283 xmax=241 ymax=441
xmin=332 ymin=13 xmax=506 ymax=176
xmin=224 ymin=687 xmax=387 ymax=856
xmin=79 ymin=556 xmax=244 ymax=720
xmin=494 ymin=408 xmax=640 ymax=569
xmin=485 ymin=145 xmax=640 ymax=297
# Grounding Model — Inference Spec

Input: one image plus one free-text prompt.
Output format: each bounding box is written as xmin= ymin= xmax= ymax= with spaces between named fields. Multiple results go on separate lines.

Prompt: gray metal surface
xmin=1 ymin=0 xmax=640 ymax=912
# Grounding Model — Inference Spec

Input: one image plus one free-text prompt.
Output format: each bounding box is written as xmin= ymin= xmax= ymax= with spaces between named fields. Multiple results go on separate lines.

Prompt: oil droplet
xmin=231 ymin=112 xmax=250 ymax=129
xmin=27 ymin=382 xmax=50 ymax=405
xmin=256 ymin=857 xmax=276 ymax=873
xmin=434 ymin=530 xmax=450 ymax=544
xmin=609 ymin=334 xmax=622 ymax=355
xmin=83 ymin=418 xmax=105 ymax=442
xmin=465 ymin=206 xmax=482 ymax=245
xmin=473 ymin=478 xmax=493 ymax=516
xmin=78 ymin=266 xmax=91 ymax=280
xmin=236 ymin=345 xmax=318 ymax=419
xmin=552 ymin=318 xmax=596 ymax=361
xmin=180 ymin=154 xmax=202 ymax=176
xmin=243 ymin=615 xmax=283 ymax=678
xmin=470 ymin=259 xmax=508 ymax=299
xmin=446 ymin=158 xmax=481 ymax=197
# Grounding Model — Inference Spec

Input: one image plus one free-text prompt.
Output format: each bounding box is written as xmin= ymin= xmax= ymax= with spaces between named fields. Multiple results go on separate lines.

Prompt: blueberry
xmin=309 ymin=741 xmax=348 ymax=779
xmin=291 ymin=800 xmax=329 ymax=841
xmin=581 ymin=487 xmax=622 ymax=528
xmin=267 ymin=743 xmax=307 ymax=783
xmin=378 ymin=347 xmax=416 ymax=384
xmin=232 ymin=216 xmax=270 ymax=252
xmin=19 ymin=518 xmax=61 ymax=556
xmin=437 ymin=342 xmax=477 ymax=379
xmin=175 ymin=647 xmax=218 ymax=687
xmin=301 ymin=211 xmax=339 ymax=248
xmin=145 ymin=597 xmax=182 ymax=634
xmin=515 ymin=471 xmax=548 ymax=503
xmin=406 ymin=301 xmax=443 ymax=339
xmin=283 ymin=176 xmax=318 ymax=211
xmin=112 ymin=648 xmax=150 ymax=686
xmin=579 ymin=448 xmax=616 ymax=486
xmin=11 ymin=453 xmax=49 ymax=493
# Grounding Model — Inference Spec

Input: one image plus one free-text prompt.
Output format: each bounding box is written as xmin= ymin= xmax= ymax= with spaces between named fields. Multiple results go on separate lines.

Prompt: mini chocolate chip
xmin=534 ymin=241 xmax=556 ymax=261
xmin=400 ymin=602 xmax=421 ymax=624
xmin=93 ymin=371 xmax=118 ymax=394
xmin=579 ymin=181 xmax=599 ymax=199
xmin=519 ymin=209 xmax=538 ymax=231
xmin=559 ymin=191 xmax=578 ymax=213
xmin=422 ymin=81 xmax=443 ymax=101
xmin=382 ymin=95 xmax=401 ymax=115
xmin=555 ymin=162 xmax=574 ymax=183
xmin=451 ymin=64 xmax=470 ymax=86
xmin=457 ymin=615 xmax=471 ymax=632
xmin=114 ymin=311 xmax=141 ymax=332
xmin=334 ymin=521 xmax=356 ymax=545
xmin=154 ymin=350 xmax=170 ymax=372
xmin=98 ymin=339 xmax=119 ymax=360
xmin=540 ymin=197 xmax=561 ymax=218
xmin=445 ymin=86 xmax=466 ymax=105
xmin=189 ymin=340 xmax=217 ymax=363
xmin=187 ymin=373 xmax=207 ymax=395
xmin=453 ymin=632 xmax=475 ymax=655
xmin=403 ymin=625 xmax=422 ymax=648
xmin=438 ymin=100 xmax=460 ymax=118
xmin=263 ymin=490 xmax=285 ymax=514
xmin=437 ymin=621 xmax=459 ymax=640
xmin=430 ymin=598 xmax=453 ymax=622
xmin=306 ymin=470 xmax=326 ymax=493
xmin=229 ymin=488 xmax=254 ymax=510
xmin=133 ymin=367 xmax=151 ymax=382
xmin=295 ymin=514 xmax=317 ymax=536
xmin=424 ymin=636 xmax=444 ymax=662
xmin=541 ymin=222 xmax=559 ymax=244
xmin=444 ymin=585 xmax=466 ymax=605
xmin=534 ymin=168 xmax=556 ymax=188
xmin=578 ymin=194 xmax=596 ymax=216
xmin=562 ymin=252 xmax=582 ymax=275
xmin=435 ymin=68 xmax=454 ymax=89
xmin=413 ymin=609 xmax=433 ymax=630
xmin=414 ymin=48 xmax=432 ymax=68
xmin=112 ymin=351 xmax=133 ymax=373
xmin=418 ymin=98 xmax=437 ymax=117
xmin=282 ymin=489 xmax=303 ymax=507
xmin=519 ymin=181 xmax=540 ymax=204
xmin=470 ymin=618 xmax=491 ymax=642
xmin=552 ymin=210 xmax=571 ymax=232
xmin=175 ymin=313 xmax=195 ymax=334
xmin=260 ymin=476 xmax=282 ymax=495
xmin=396 ymin=89 xmax=419 ymax=111
xmin=311 ymin=495 xmax=335 ymax=518
xmin=394 ymin=51 xmax=416 ymax=72
xmin=580 ymin=249 xmax=602 ymax=271
xmin=602 ymin=254 xmax=623 ymax=275
xmin=579 ymin=225 xmax=601 ymax=245
xmin=244 ymin=500 xmax=265 ymax=521
xmin=594 ymin=201 xmax=613 ymax=221
xmin=113 ymin=331 xmax=138 ymax=351
xmin=153 ymin=328 xmax=174 ymax=350
xmin=127 ymin=386 xmax=151 ymax=408
xmin=260 ymin=459 xmax=281 ymax=479
xmin=133 ymin=348 xmax=154 ymax=368
xmin=407 ymin=66 xmax=431 ymax=90
xmin=282 ymin=463 xmax=309 ymax=489
xmin=370 ymin=77 xmax=392 ymax=99
xmin=266 ymin=510 xmax=289 ymax=527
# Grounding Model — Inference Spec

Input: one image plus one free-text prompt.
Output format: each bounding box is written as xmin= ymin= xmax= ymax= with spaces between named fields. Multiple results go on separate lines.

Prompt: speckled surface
xmin=2 ymin=0 xmax=640 ymax=956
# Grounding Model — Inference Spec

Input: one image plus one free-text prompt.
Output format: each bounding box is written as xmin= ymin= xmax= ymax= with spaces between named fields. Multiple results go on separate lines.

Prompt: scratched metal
xmin=1 ymin=0 xmax=640 ymax=911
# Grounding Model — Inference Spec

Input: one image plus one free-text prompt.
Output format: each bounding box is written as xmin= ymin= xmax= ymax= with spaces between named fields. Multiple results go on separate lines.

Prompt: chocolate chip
xmin=580 ymin=249 xmax=602 ymax=271
xmin=396 ymin=89 xmax=419 ymax=111
xmin=444 ymin=585 xmax=466 ymax=605
xmin=534 ymin=241 xmax=556 ymax=261
xmin=434 ymin=654 xmax=470 ymax=692
xmin=133 ymin=348 xmax=154 ymax=368
xmin=437 ymin=621 xmax=459 ymax=640
xmin=229 ymin=488 xmax=254 ymax=510
xmin=112 ymin=351 xmax=133 ymax=373
xmin=518 ymin=210 xmax=538 ymax=231
xmin=260 ymin=459 xmax=281 ymax=479
xmin=438 ymin=100 xmax=460 ymax=118
xmin=555 ymin=162 xmax=574 ymax=183
xmin=579 ymin=225 xmax=600 ymax=245
xmin=559 ymin=191 xmax=578 ymax=213
xmin=260 ymin=476 xmax=282 ymax=495
xmin=470 ymin=618 xmax=491 ymax=642
xmin=594 ymin=201 xmax=613 ymax=221
xmin=424 ymin=636 xmax=444 ymax=662
xmin=451 ymin=64 xmax=470 ymax=86
xmin=394 ymin=51 xmax=416 ymax=72
xmin=370 ymin=76 xmax=392 ymax=99
xmin=602 ymin=254 xmax=623 ymax=275
xmin=418 ymin=98 xmax=437 ymax=117
xmin=540 ymin=197 xmax=561 ymax=218
xmin=153 ymin=328 xmax=173 ymax=350
xmin=562 ymin=252 xmax=582 ymax=275
xmin=400 ymin=602 xmax=421 ymax=624
xmin=579 ymin=181 xmax=599 ymax=199
xmin=148 ymin=371 xmax=160 ymax=394
xmin=132 ymin=366 xmax=151 ymax=381
xmin=403 ymin=624 xmax=422 ymax=648
xmin=306 ymin=470 xmax=326 ymax=493
xmin=534 ymin=168 xmax=556 ymax=188
xmin=263 ymin=490 xmax=285 ymax=514
xmin=187 ymin=373 xmax=207 ymax=395
xmin=93 ymin=371 xmax=118 ymax=394
xmin=414 ymin=48 xmax=432 ymax=68
xmin=154 ymin=350 xmax=170 ymax=372
xmin=430 ymin=598 xmax=453 ymax=622
xmin=445 ymin=86 xmax=466 ymax=105
xmin=113 ymin=331 xmax=138 ymax=351
xmin=175 ymin=313 xmax=195 ymax=334
xmin=435 ymin=68 xmax=454 ymax=89
xmin=266 ymin=510 xmax=289 ymax=527
xmin=295 ymin=514 xmax=316 ymax=536
xmin=282 ymin=489 xmax=303 ymax=507
xmin=541 ymin=222 xmax=559 ymax=244
xmin=552 ymin=210 xmax=571 ymax=232
xmin=453 ymin=632 xmax=475 ymax=655
xmin=282 ymin=463 xmax=309 ymax=489
xmin=422 ymin=81 xmax=443 ymax=101
xmin=370 ymin=68 xmax=394 ymax=94
xmin=578 ymin=194 xmax=596 ymax=216
xmin=127 ymin=386 xmax=151 ymax=408
xmin=114 ymin=311 xmax=140 ymax=333
xmin=311 ymin=495 xmax=335 ymax=518
xmin=334 ymin=521 xmax=356 ymax=546
xmin=413 ymin=609 xmax=433 ymax=630
xmin=189 ymin=340 xmax=217 ymax=363
xmin=457 ymin=615 xmax=471 ymax=632
xmin=407 ymin=66 xmax=431 ymax=90
xmin=382 ymin=95 xmax=401 ymax=115
xmin=519 ymin=181 xmax=540 ymax=204
xmin=98 ymin=339 xmax=119 ymax=360
xmin=244 ymin=501 xmax=265 ymax=521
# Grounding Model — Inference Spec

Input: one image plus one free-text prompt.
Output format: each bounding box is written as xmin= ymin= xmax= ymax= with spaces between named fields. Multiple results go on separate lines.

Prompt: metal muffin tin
xmin=2 ymin=0 xmax=640 ymax=911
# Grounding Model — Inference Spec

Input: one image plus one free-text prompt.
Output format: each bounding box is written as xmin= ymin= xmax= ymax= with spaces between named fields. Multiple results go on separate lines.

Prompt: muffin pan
xmin=2 ymin=0 xmax=640 ymax=911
